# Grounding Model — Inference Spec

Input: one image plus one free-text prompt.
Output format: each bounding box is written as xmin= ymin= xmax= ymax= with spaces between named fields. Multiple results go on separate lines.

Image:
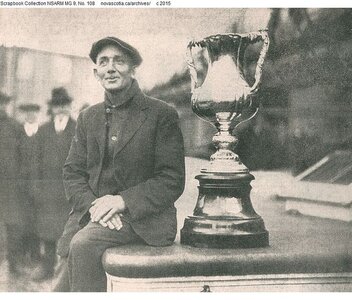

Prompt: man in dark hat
xmin=31 ymin=88 xmax=76 ymax=281
xmin=0 ymin=92 xmax=29 ymax=277
xmin=55 ymin=37 xmax=185 ymax=292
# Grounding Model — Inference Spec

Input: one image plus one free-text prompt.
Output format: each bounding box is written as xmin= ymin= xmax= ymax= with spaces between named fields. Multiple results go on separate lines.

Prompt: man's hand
xmin=89 ymin=195 xmax=126 ymax=223
xmin=96 ymin=213 xmax=123 ymax=231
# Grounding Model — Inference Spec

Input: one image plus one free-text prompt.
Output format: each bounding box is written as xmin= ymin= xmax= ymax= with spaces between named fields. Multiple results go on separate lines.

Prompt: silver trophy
xmin=181 ymin=30 xmax=270 ymax=248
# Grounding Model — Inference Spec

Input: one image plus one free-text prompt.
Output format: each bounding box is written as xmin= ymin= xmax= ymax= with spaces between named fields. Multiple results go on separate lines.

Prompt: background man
xmin=0 ymin=92 xmax=27 ymax=277
xmin=55 ymin=37 xmax=185 ymax=292
xmin=16 ymin=103 xmax=42 ymax=270
xmin=18 ymin=103 xmax=41 ymax=137
xmin=31 ymin=88 xmax=76 ymax=281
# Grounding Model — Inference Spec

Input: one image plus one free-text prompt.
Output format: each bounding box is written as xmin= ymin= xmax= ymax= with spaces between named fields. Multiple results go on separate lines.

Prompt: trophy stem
xmin=202 ymin=112 xmax=248 ymax=174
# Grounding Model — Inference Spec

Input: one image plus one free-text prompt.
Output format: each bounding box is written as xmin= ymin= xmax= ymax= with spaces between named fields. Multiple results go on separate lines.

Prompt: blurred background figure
xmin=18 ymin=103 xmax=41 ymax=137
xmin=0 ymin=92 xmax=29 ymax=278
xmin=31 ymin=87 xmax=76 ymax=281
xmin=15 ymin=103 xmax=42 ymax=270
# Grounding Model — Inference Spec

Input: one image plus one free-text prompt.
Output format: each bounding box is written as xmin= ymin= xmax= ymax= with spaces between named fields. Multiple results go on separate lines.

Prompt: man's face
xmin=51 ymin=104 xmax=71 ymax=118
xmin=94 ymin=45 xmax=135 ymax=93
xmin=25 ymin=111 xmax=39 ymax=123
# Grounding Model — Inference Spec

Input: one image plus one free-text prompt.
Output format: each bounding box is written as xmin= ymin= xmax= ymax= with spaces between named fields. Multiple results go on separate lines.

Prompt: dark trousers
xmin=6 ymin=224 xmax=40 ymax=272
xmin=54 ymin=220 xmax=142 ymax=292
xmin=41 ymin=239 xmax=57 ymax=271
xmin=23 ymin=232 xmax=41 ymax=262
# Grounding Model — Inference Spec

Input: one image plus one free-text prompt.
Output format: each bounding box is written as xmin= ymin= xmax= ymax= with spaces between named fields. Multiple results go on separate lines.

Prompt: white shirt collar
xmin=24 ymin=122 xmax=39 ymax=137
xmin=54 ymin=115 xmax=69 ymax=133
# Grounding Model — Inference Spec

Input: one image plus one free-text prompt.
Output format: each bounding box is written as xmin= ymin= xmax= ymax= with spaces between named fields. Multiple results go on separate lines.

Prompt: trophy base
xmin=200 ymin=164 xmax=249 ymax=174
xmin=204 ymin=151 xmax=250 ymax=174
xmin=180 ymin=172 xmax=269 ymax=249
xmin=181 ymin=216 xmax=269 ymax=249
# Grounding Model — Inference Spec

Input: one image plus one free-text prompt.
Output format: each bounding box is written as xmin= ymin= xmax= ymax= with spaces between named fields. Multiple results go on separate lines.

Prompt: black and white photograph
xmin=0 ymin=3 xmax=351 ymax=293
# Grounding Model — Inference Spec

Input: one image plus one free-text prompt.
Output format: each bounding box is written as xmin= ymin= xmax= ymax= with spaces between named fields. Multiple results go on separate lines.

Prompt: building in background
xmin=0 ymin=46 xmax=101 ymax=123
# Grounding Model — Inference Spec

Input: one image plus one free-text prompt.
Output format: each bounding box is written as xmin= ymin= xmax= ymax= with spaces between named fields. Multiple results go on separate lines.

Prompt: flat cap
xmin=0 ymin=91 xmax=11 ymax=104
xmin=89 ymin=36 xmax=142 ymax=66
xmin=18 ymin=103 xmax=41 ymax=112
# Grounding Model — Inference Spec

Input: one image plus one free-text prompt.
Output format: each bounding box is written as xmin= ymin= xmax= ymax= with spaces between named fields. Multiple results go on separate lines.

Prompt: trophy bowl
xmin=181 ymin=30 xmax=270 ymax=249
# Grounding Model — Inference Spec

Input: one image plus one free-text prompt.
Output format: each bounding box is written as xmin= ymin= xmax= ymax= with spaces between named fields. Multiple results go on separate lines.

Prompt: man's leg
xmin=52 ymin=258 xmax=70 ymax=292
xmin=67 ymin=220 xmax=142 ymax=292
xmin=6 ymin=224 xmax=25 ymax=276
xmin=31 ymin=239 xmax=56 ymax=281
xmin=44 ymin=240 xmax=57 ymax=277
xmin=23 ymin=230 xmax=40 ymax=263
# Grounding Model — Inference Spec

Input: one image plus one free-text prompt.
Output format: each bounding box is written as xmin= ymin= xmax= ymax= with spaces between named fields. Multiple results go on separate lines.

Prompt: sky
xmin=0 ymin=8 xmax=271 ymax=90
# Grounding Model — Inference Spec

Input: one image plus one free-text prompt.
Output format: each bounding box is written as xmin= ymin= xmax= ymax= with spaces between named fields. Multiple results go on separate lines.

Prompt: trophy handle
xmin=186 ymin=43 xmax=198 ymax=92
xmin=239 ymin=29 xmax=270 ymax=95
xmin=187 ymin=39 xmax=213 ymax=93
xmin=233 ymin=107 xmax=259 ymax=130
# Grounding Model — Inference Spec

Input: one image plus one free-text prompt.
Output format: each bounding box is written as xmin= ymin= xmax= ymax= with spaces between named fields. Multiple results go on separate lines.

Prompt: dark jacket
xmin=0 ymin=111 xmax=27 ymax=226
xmin=32 ymin=118 xmax=76 ymax=240
xmin=57 ymin=85 xmax=185 ymax=257
xmin=16 ymin=127 xmax=40 ymax=231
